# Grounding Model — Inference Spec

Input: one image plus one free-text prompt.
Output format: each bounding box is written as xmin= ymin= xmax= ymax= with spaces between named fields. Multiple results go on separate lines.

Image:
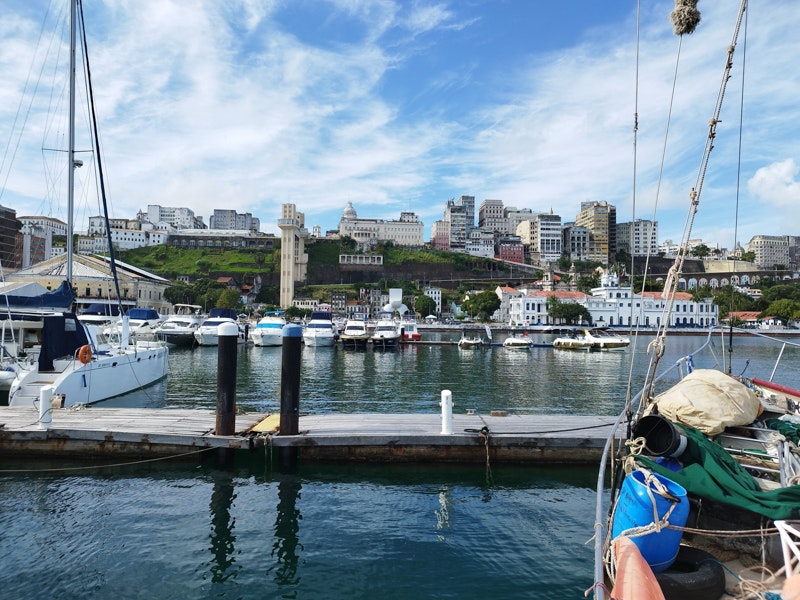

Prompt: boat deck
xmin=0 ymin=408 xmax=621 ymax=463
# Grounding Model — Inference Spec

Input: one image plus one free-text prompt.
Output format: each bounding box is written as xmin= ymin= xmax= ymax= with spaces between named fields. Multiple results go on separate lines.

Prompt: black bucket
xmin=633 ymin=414 xmax=687 ymax=458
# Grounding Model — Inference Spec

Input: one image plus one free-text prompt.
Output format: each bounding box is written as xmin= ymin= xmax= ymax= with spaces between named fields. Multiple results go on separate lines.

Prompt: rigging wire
xmin=728 ymin=5 xmax=748 ymax=373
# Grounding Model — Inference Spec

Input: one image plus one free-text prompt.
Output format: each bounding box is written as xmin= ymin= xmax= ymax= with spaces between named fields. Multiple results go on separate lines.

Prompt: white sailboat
xmin=6 ymin=0 xmax=169 ymax=408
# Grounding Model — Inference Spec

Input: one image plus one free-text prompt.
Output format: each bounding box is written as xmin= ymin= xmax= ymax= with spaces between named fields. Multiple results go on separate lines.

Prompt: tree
xmin=414 ymin=294 xmax=437 ymax=317
xmin=546 ymin=296 xmax=591 ymax=325
xmin=713 ymin=285 xmax=757 ymax=320
xmin=164 ymin=282 xmax=196 ymax=305
xmin=284 ymin=306 xmax=308 ymax=320
xmin=690 ymin=284 xmax=714 ymax=302
xmin=216 ymin=288 xmax=243 ymax=310
xmin=461 ymin=290 xmax=500 ymax=322
xmin=761 ymin=299 xmax=800 ymax=323
xmin=690 ymin=243 xmax=711 ymax=258
xmin=576 ymin=272 xmax=600 ymax=293
xmin=740 ymin=251 xmax=756 ymax=263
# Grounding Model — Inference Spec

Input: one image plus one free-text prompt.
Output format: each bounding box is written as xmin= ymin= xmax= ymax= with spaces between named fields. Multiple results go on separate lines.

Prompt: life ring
xmin=77 ymin=345 xmax=92 ymax=364
xmin=654 ymin=545 xmax=726 ymax=600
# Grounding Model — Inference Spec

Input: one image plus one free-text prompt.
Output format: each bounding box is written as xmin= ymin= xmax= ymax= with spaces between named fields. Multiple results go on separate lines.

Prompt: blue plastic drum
xmin=611 ymin=469 xmax=689 ymax=572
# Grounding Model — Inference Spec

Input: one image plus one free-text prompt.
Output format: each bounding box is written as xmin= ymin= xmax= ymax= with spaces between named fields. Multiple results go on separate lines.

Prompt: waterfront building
xmin=494 ymin=285 xmax=522 ymax=324
xmin=423 ymin=286 xmax=442 ymax=315
xmin=508 ymin=270 xmax=717 ymax=328
xmin=4 ymin=253 xmax=170 ymax=313
xmin=508 ymin=289 xmax=588 ymax=326
xmin=338 ymin=202 xmax=424 ymax=249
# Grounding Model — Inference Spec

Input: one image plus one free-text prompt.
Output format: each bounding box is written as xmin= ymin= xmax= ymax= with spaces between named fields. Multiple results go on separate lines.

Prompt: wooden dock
xmin=0 ymin=407 xmax=621 ymax=464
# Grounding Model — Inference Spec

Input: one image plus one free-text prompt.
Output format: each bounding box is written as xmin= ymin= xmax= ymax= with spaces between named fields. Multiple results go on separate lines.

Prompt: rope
xmin=477 ymin=425 xmax=493 ymax=486
xmin=0 ymin=445 xmax=216 ymax=473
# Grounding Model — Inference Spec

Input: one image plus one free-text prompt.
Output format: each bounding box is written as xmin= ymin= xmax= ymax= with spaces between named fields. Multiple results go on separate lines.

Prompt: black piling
xmin=278 ymin=324 xmax=302 ymax=470
xmin=215 ymin=321 xmax=239 ymax=468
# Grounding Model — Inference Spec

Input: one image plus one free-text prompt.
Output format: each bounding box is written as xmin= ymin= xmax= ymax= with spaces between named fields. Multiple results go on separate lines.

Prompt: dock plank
xmin=0 ymin=407 xmax=621 ymax=463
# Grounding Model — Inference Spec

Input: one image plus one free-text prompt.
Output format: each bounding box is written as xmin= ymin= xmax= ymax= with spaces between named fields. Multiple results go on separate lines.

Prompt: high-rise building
xmin=617 ymin=219 xmax=658 ymax=256
xmin=576 ymin=201 xmax=616 ymax=263
xmin=478 ymin=199 xmax=506 ymax=232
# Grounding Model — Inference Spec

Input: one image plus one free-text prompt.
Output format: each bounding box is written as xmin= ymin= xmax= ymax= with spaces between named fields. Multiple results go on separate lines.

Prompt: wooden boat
xmin=591 ymin=3 xmax=797 ymax=599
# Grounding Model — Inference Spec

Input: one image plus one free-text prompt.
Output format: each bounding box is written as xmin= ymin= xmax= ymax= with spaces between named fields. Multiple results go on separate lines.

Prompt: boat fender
xmin=654 ymin=545 xmax=726 ymax=600
xmin=77 ymin=345 xmax=92 ymax=364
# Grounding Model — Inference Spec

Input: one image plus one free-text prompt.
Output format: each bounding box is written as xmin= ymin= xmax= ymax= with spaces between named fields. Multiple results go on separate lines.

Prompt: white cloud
xmin=748 ymin=159 xmax=800 ymax=209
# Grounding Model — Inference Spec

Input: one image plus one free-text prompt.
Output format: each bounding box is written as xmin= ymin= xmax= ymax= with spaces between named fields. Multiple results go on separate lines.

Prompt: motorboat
xmin=582 ymin=328 xmax=630 ymax=350
xmin=155 ymin=304 xmax=205 ymax=347
xmin=104 ymin=307 xmax=166 ymax=342
xmin=302 ymin=310 xmax=337 ymax=347
xmin=193 ymin=308 xmax=247 ymax=346
xmin=250 ymin=313 xmax=286 ymax=347
xmin=339 ymin=315 xmax=370 ymax=349
xmin=553 ymin=328 xmax=629 ymax=351
xmin=502 ymin=332 xmax=532 ymax=349
xmin=457 ymin=329 xmax=484 ymax=349
xmin=400 ymin=317 xmax=422 ymax=341
xmin=371 ymin=313 xmax=400 ymax=349
xmin=78 ymin=302 xmax=122 ymax=326
xmin=552 ymin=331 xmax=593 ymax=351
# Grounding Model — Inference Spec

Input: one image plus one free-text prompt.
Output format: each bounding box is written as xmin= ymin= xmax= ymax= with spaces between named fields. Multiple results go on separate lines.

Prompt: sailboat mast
xmin=66 ymin=0 xmax=76 ymax=284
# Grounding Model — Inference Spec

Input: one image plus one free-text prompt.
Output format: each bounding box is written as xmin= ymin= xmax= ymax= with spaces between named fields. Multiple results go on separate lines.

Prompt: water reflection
xmin=269 ymin=475 xmax=303 ymax=590
xmin=208 ymin=471 xmax=238 ymax=583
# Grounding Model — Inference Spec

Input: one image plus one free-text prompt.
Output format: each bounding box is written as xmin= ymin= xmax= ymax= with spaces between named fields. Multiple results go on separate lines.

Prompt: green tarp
xmin=635 ymin=423 xmax=800 ymax=520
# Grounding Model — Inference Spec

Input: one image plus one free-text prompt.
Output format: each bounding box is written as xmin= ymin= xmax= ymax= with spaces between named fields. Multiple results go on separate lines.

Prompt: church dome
xmin=342 ymin=202 xmax=357 ymax=221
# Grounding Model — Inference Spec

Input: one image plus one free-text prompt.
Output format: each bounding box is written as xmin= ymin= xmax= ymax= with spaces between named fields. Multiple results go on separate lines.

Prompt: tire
xmin=655 ymin=545 xmax=726 ymax=600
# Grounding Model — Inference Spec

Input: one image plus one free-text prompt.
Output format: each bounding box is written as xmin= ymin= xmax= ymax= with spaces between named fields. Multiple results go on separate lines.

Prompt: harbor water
xmin=2 ymin=331 xmax=800 ymax=598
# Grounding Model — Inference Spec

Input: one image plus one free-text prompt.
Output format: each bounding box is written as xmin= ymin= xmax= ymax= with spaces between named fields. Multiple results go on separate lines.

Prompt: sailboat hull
xmin=8 ymin=344 xmax=168 ymax=408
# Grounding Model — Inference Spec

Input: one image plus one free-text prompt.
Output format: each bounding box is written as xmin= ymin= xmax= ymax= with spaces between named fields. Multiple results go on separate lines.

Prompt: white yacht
xmin=302 ymin=310 xmax=337 ymax=347
xmin=371 ymin=313 xmax=400 ymax=349
xmin=339 ymin=315 xmax=370 ymax=349
xmin=194 ymin=308 xmax=247 ymax=346
xmin=156 ymin=304 xmax=205 ymax=347
xmin=250 ymin=313 xmax=286 ymax=347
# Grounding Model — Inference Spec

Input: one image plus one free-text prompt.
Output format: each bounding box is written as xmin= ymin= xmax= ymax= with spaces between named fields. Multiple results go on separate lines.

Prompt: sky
xmin=0 ymin=0 xmax=798 ymax=251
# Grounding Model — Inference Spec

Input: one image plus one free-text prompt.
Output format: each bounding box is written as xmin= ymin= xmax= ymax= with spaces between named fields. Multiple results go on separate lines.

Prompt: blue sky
xmin=0 ymin=0 xmax=798 ymax=251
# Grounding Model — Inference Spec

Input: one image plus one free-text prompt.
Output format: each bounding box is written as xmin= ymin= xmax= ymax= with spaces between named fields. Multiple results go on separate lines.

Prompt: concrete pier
xmin=0 ymin=407 xmax=620 ymax=464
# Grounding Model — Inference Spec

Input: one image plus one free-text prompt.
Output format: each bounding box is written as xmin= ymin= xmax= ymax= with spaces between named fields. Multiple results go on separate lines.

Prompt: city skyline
xmin=0 ymin=1 xmax=798 ymax=248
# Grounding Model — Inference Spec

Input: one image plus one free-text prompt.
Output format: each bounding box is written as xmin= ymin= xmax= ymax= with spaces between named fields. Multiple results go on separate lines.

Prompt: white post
xmin=440 ymin=389 xmax=453 ymax=435
xmin=38 ymin=385 xmax=54 ymax=430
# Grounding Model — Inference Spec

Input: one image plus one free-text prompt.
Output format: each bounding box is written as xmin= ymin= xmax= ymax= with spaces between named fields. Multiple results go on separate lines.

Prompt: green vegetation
xmin=547 ymin=295 xmax=592 ymax=325
xmin=117 ymin=245 xmax=279 ymax=279
xmin=461 ymin=290 xmax=501 ymax=321
xmin=414 ymin=294 xmax=437 ymax=317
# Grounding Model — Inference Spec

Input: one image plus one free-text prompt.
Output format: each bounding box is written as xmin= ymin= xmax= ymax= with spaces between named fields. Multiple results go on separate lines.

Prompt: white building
xmin=508 ymin=271 xmax=717 ymax=328
xmin=140 ymin=205 xmax=204 ymax=230
xmin=617 ymin=219 xmax=658 ymax=257
xmin=338 ymin=202 xmax=424 ymax=248
xmin=423 ymin=286 xmax=442 ymax=315
xmin=465 ymin=229 xmax=495 ymax=258
xmin=517 ymin=212 xmax=562 ymax=263
xmin=746 ymin=235 xmax=791 ymax=269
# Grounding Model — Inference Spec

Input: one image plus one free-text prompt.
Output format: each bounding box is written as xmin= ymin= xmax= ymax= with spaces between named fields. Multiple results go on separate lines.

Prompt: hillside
xmin=117 ymin=240 xmax=532 ymax=293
